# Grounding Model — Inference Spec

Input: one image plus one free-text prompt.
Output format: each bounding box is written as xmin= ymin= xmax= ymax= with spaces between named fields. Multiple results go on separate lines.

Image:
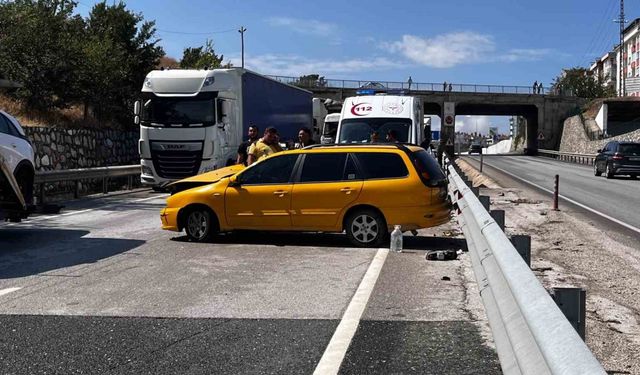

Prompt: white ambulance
xmin=336 ymin=94 xmax=424 ymax=144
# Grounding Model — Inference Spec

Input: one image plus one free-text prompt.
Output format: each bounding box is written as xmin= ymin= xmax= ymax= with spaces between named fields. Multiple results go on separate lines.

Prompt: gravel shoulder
xmin=457 ymin=158 xmax=640 ymax=375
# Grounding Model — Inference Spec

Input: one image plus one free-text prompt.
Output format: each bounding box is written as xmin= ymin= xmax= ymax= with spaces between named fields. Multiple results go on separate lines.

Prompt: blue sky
xmin=77 ymin=0 xmax=631 ymax=133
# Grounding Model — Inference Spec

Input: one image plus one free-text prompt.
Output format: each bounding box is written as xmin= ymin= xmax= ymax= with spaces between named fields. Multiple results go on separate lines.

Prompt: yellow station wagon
xmin=160 ymin=144 xmax=451 ymax=247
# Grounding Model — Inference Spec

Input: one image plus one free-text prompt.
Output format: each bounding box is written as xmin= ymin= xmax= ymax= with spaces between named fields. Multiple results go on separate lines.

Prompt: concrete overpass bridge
xmin=268 ymin=76 xmax=587 ymax=153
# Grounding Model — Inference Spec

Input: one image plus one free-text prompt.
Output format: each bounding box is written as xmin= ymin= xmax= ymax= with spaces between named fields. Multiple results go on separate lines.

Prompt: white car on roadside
xmin=0 ymin=110 xmax=35 ymax=216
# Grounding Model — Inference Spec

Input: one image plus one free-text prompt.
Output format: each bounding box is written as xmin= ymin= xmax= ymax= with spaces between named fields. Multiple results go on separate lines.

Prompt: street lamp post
xmin=238 ymin=26 xmax=247 ymax=68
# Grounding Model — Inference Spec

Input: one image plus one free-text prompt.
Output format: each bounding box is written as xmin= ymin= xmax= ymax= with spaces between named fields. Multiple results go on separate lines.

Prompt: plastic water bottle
xmin=390 ymin=225 xmax=403 ymax=252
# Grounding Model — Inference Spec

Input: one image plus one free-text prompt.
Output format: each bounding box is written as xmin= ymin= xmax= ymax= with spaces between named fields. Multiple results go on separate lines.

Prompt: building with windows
xmin=589 ymin=52 xmax=617 ymax=90
xmin=590 ymin=18 xmax=640 ymax=96
xmin=617 ymin=18 xmax=640 ymax=96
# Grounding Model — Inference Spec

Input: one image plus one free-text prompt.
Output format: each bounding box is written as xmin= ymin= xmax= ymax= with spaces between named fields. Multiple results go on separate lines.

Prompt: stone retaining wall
xmin=559 ymin=115 xmax=640 ymax=154
xmin=23 ymin=127 xmax=139 ymax=171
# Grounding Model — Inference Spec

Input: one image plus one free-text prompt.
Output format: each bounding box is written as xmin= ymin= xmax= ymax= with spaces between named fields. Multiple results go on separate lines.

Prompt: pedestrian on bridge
xmin=533 ymin=81 xmax=538 ymax=94
xmin=448 ymin=83 xmax=452 ymax=92
xmin=443 ymin=81 xmax=447 ymax=91
xmin=538 ymin=82 xmax=543 ymax=94
xmin=407 ymin=76 xmax=413 ymax=90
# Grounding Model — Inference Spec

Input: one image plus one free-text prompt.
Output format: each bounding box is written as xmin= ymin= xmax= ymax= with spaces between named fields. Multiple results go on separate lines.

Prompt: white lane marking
xmin=482 ymin=159 xmax=640 ymax=236
xmin=0 ymin=287 xmax=21 ymax=297
xmin=23 ymin=194 xmax=167 ymax=223
xmin=313 ymin=248 xmax=389 ymax=375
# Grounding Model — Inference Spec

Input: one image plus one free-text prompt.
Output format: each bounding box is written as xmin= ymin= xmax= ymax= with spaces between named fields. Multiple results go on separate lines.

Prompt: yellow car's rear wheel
xmin=345 ymin=208 xmax=387 ymax=247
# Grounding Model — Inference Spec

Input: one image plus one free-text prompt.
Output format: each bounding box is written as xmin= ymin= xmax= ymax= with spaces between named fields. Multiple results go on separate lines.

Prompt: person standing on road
xmin=420 ymin=128 xmax=431 ymax=149
xmin=295 ymin=127 xmax=316 ymax=148
xmin=247 ymin=127 xmax=283 ymax=165
xmin=236 ymin=125 xmax=259 ymax=165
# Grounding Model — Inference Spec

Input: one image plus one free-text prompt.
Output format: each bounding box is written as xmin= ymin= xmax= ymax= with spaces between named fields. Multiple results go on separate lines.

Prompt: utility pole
xmin=616 ymin=0 xmax=627 ymax=97
xmin=238 ymin=26 xmax=247 ymax=68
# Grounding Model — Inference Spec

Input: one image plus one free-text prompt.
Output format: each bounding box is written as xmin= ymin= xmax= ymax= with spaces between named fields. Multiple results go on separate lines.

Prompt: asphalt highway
xmin=0 ymin=190 xmax=500 ymax=374
xmin=466 ymin=155 xmax=640 ymax=235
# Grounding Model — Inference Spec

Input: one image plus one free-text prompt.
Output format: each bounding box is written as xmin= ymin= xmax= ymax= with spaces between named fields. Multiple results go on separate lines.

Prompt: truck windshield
xmin=323 ymin=121 xmax=338 ymax=137
xmin=141 ymin=96 xmax=216 ymax=126
xmin=339 ymin=118 xmax=411 ymax=143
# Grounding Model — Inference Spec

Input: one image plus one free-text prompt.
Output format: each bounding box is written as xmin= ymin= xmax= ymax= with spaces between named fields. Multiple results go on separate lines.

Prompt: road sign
xmin=443 ymin=102 xmax=455 ymax=128
xmin=444 ymin=115 xmax=454 ymax=126
xmin=446 ymin=138 xmax=454 ymax=146
xmin=537 ymin=131 xmax=545 ymax=141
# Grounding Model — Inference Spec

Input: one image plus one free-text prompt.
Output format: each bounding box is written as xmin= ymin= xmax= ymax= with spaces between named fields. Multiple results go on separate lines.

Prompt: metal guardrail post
xmin=552 ymin=288 xmax=587 ymax=341
xmin=490 ymin=210 xmax=505 ymax=231
xmin=510 ymin=235 xmax=531 ymax=267
xmin=39 ymin=184 xmax=45 ymax=205
xmin=479 ymin=195 xmax=490 ymax=211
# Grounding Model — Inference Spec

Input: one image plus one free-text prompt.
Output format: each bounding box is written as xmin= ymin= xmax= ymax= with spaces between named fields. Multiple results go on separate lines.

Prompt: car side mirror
xmin=597 ymin=149 xmax=602 ymax=153
xmin=229 ymin=175 xmax=240 ymax=187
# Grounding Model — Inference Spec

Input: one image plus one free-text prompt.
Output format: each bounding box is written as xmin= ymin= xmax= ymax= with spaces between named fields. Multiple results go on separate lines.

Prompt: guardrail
xmin=265 ymin=75 xmax=558 ymax=95
xmin=443 ymin=155 xmax=605 ymax=375
xmin=34 ymin=165 xmax=141 ymax=203
xmin=538 ymin=149 xmax=597 ymax=165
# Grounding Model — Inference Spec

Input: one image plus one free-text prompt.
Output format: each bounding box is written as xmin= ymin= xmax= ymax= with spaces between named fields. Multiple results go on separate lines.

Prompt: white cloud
xmin=500 ymin=48 xmax=553 ymax=62
xmin=455 ymin=116 xmax=492 ymax=134
xmin=384 ymin=32 xmax=555 ymax=68
xmin=385 ymin=32 xmax=496 ymax=68
xmin=267 ymin=17 xmax=336 ymax=37
xmin=229 ymin=54 xmax=406 ymax=77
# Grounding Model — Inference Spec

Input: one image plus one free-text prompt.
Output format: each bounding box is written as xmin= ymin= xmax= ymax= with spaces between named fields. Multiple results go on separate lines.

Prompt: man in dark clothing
xmin=420 ymin=128 xmax=431 ymax=149
xmin=296 ymin=127 xmax=316 ymax=148
xmin=236 ymin=125 xmax=259 ymax=165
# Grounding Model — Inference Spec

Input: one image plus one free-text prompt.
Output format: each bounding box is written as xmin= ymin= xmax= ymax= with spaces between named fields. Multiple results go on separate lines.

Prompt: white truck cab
xmin=321 ymin=113 xmax=340 ymax=144
xmin=336 ymin=94 xmax=423 ymax=144
xmin=135 ymin=68 xmax=312 ymax=187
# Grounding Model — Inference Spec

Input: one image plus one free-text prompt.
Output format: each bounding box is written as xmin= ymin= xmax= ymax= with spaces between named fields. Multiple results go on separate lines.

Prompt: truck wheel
xmin=184 ymin=207 xmax=216 ymax=242
xmin=345 ymin=208 xmax=388 ymax=247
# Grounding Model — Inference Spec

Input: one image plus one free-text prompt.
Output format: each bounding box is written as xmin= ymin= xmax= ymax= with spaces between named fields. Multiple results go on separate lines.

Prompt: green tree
xmin=80 ymin=1 xmax=164 ymax=124
xmin=294 ymin=74 xmax=327 ymax=88
xmin=0 ymin=0 xmax=85 ymax=110
xmin=552 ymin=67 xmax=616 ymax=99
xmin=180 ymin=40 xmax=231 ymax=69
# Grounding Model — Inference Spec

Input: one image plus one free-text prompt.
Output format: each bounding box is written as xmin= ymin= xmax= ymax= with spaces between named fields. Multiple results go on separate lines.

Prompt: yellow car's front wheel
xmin=184 ymin=207 xmax=216 ymax=242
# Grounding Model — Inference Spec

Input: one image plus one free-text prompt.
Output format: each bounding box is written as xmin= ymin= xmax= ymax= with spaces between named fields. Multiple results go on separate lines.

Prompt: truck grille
xmin=150 ymin=142 xmax=203 ymax=180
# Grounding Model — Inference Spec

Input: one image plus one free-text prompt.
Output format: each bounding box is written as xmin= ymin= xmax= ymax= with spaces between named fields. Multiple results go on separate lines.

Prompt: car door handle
xmin=273 ymin=190 xmax=288 ymax=196
xmin=340 ymin=187 xmax=355 ymax=193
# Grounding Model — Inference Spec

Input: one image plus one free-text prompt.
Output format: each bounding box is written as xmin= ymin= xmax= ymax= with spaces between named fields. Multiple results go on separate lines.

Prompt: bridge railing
xmin=538 ymin=149 xmax=597 ymax=165
xmin=444 ymin=154 xmax=605 ymax=375
xmin=266 ymin=75 xmax=556 ymax=95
